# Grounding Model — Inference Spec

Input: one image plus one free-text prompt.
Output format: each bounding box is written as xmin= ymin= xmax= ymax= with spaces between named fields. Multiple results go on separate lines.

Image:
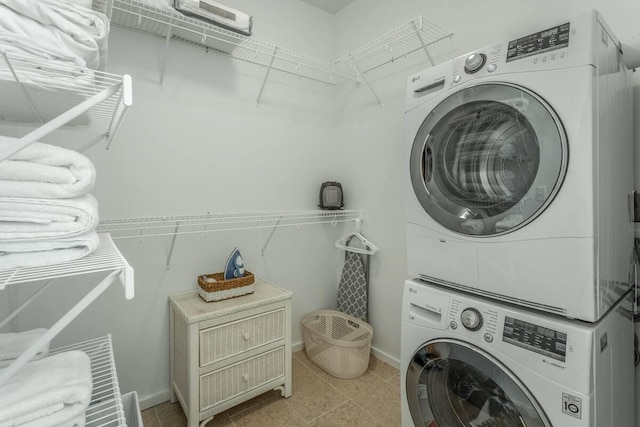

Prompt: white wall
xmin=333 ymin=0 xmax=640 ymax=370
xmin=2 ymin=0 xmax=351 ymax=409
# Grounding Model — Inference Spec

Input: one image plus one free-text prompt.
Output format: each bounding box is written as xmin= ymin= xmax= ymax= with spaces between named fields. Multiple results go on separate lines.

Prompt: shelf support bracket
xmin=257 ymin=47 xmax=279 ymax=106
xmin=104 ymin=74 xmax=133 ymax=151
xmin=160 ymin=24 xmax=173 ymax=85
xmin=0 ymin=270 xmax=121 ymax=388
xmin=351 ymin=56 xmax=382 ymax=108
xmin=411 ymin=19 xmax=435 ymax=66
xmin=1 ymin=50 xmax=44 ymax=124
xmin=166 ymin=222 xmax=180 ymax=269
xmin=261 ymin=216 xmax=283 ymax=256
xmin=0 ymin=279 xmax=54 ymax=330
xmin=0 ymin=83 xmax=121 ymax=162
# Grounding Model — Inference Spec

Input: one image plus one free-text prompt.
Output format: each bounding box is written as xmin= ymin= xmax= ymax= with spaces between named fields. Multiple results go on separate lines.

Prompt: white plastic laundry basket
xmin=302 ymin=310 xmax=373 ymax=379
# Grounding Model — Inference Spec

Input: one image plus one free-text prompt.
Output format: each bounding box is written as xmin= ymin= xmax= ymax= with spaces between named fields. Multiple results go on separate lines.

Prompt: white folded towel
xmin=0 ymin=194 xmax=98 ymax=240
xmin=0 ymin=328 xmax=50 ymax=368
xmin=0 ymin=350 xmax=92 ymax=427
xmin=0 ymin=230 xmax=100 ymax=268
xmin=0 ymin=142 xmax=95 ymax=199
xmin=0 ymin=0 xmax=110 ymax=70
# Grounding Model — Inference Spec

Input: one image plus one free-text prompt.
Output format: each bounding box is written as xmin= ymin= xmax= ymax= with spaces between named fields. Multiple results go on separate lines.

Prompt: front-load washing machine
xmin=404 ymin=10 xmax=634 ymax=322
xmin=400 ymin=279 xmax=634 ymax=427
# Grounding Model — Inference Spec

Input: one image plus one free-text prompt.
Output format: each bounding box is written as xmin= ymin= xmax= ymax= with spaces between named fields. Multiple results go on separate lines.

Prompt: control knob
xmin=464 ymin=53 xmax=486 ymax=74
xmin=460 ymin=307 xmax=483 ymax=331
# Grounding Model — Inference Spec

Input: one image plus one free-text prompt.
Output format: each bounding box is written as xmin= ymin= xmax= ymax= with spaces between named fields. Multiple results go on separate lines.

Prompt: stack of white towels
xmin=0 ymin=141 xmax=100 ymax=269
xmin=0 ymin=0 xmax=111 ymax=123
xmin=0 ymin=329 xmax=93 ymax=427
xmin=0 ymin=0 xmax=110 ymax=72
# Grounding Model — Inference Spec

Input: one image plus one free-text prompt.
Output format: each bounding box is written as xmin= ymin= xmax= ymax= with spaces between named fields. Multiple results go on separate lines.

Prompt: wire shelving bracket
xmin=0 ymin=50 xmax=133 ymax=161
xmin=0 ymin=234 xmax=134 ymax=388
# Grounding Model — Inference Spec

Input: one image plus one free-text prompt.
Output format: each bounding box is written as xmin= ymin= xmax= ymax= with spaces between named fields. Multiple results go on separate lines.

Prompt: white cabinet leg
xmin=274 ymin=385 xmax=286 ymax=397
xmin=199 ymin=416 xmax=214 ymax=427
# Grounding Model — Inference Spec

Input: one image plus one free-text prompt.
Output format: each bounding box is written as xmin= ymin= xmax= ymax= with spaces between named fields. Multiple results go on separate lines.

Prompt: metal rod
xmin=160 ymin=25 xmax=173 ymax=85
xmin=104 ymin=74 xmax=133 ymax=150
xmin=412 ymin=19 xmax=434 ymax=66
xmin=0 ymin=50 xmax=44 ymax=123
xmin=257 ymin=47 xmax=279 ymax=105
xmin=0 ymin=270 xmax=120 ymax=387
xmin=261 ymin=216 xmax=283 ymax=256
xmin=0 ymin=279 xmax=54 ymax=330
xmin=0 ymin=83 xmax=120 ymax=162
xmin=352 ymin=57 xmax=382 ymax=108
xmin=77 ymin=133 xmax=107 ymax=153
xmin=166 ymin=222 xmax=180 ymax=269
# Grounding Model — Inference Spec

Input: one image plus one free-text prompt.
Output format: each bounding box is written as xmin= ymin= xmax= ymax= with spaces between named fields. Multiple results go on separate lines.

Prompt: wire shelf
xmin=110 ymin=0 xmax=356 ymax=84
xmin=0 ymin=233 xmax=133 ymax=291
xmin=98 ymin=210 xmax=363 ymax=239
xmin=109 ymin=1 xmax=453 ymax=88
xmin=50 ymin=335 xmax=126 ymax=427
xmin=333 ymin=16 xmax=454 ymax=75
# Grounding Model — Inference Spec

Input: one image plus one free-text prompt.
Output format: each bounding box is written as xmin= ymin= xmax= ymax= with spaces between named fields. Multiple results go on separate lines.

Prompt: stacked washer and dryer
xmin=401 ymin=10 xmax=635 ymax=427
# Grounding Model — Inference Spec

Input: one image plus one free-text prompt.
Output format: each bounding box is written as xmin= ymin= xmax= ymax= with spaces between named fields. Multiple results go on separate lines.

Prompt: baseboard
xmin=292 ymin=340 xmax=399 ymax=370
xmin=292 ymin=340 xmax=304 ymax=353
xmin=370 ymin=345 xmax=400 ymax=369
xmin=139 ymin=389 xmax=171 ymax=411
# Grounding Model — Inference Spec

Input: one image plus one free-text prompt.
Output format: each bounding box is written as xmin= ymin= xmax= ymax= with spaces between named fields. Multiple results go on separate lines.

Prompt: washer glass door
xmin=406 ymin=339 xmax=551 ymax=427
xmin=409 ymin=83 xmax=567 ymax=236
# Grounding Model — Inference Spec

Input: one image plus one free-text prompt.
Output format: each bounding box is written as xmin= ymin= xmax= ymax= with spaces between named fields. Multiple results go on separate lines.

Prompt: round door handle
xmin=242 ymin=373 xmax=249 ymax=382
xmin=243 ymin=332 xmax=251 ymax=341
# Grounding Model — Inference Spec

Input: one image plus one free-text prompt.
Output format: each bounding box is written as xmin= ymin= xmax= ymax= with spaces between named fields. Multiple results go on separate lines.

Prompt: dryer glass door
xmin=406 ymin=339 xmax=551 ymax=427
xmin=409 ymin=83 xmax=567 ymax=236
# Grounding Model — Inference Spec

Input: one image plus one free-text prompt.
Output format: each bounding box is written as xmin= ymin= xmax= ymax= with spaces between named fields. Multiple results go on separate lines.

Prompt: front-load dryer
xmin=400 ymin=279 xmax=634 ymax=427
xmin=405 ymin=10 xmax=634 ymax=322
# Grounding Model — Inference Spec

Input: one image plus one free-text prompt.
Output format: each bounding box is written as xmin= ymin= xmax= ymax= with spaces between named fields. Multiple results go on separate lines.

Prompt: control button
xmin=464 ymin=53 xmax=486 ymax=73
xmin=487 ymin=63 xmax=497 ymax=72
xmin=461 ymin=307 xmax=483 ymax=331
xmin=449 ymin=321 xmax=458 ymax=330
xmin=453 ymin=75 xmax=461 ymax=83
xmin=484 ymin=333 xmax=494 ymax=343
xmin=542 ymin=56 xmax=548 ymax=62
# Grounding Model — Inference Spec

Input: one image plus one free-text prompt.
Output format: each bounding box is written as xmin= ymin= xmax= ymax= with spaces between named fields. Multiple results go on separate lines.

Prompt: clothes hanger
xmin=335 ymin=219 xmax=379 ymax=255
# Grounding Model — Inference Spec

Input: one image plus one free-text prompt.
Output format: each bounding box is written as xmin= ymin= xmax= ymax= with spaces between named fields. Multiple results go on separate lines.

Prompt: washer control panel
xmin=447 ymin=297 xmax=499 ymax=340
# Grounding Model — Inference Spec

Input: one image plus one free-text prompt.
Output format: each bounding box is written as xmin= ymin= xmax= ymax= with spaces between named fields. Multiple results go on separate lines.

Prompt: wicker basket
xmin=302 ymin=310 xmax=373 ymax=379
xmin=197 ymin=271 xmax=255 ymax=302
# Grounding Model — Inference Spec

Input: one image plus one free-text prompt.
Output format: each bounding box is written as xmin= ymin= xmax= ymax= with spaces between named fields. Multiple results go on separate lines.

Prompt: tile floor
xmin=141 ymin=350 xmax=401 ymax=427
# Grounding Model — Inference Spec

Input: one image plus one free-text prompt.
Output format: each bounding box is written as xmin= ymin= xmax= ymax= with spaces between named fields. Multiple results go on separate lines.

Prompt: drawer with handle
xmin=199 ymin=346 xmax=285 ymax=411
xmin=199 ymin=308 xmax=285 ymax=366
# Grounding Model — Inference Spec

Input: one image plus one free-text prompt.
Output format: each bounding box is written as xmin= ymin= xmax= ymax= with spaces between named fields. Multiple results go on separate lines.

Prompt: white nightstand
xmin=169 ymin=279 xmax=292 ymax=427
